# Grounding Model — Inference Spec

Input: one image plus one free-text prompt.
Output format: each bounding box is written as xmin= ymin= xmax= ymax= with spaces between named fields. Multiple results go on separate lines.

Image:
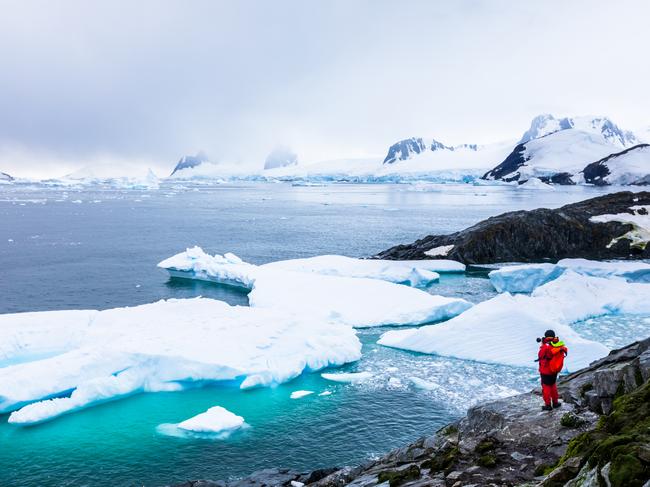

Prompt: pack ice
xmin=0 ymin=298 xmax=361 ymax=424
xmin=489 ymin=258 xmax=650 ymax=293
xmin=379 ymin=272 xmax=650 ymax=371
xmin=158 ymin=247 xmax=472 ymax=328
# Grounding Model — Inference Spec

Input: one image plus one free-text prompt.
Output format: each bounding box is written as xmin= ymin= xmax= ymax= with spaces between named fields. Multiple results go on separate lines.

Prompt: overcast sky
xmin=1 ymin=0 xmax=649 ymax=177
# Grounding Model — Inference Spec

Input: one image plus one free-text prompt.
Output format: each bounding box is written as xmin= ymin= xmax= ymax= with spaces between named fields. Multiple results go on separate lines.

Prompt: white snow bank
xmin=290 ymin=390 xmax=314 ymax=399
xmin=591 ymin=205 xmax=650 ymax=251
xmin=489 ymin=258 xmax=650 ymax=293
xmin=158 ymin=247 xmax=472 ymax=328
xmin=177 ymin=406 xmax=245 ymax=433
xmin=379 ymin=272 xmax=649 ymax=371
xmin=321 ymin=371 xmax=374 ymax=383
xmin=0 ymin=298 xmax=361 ymax=424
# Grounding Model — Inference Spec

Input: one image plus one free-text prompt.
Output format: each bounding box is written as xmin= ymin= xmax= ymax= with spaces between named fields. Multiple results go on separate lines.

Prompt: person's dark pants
xmin=540 ymin=373 xmax=559 ymax=406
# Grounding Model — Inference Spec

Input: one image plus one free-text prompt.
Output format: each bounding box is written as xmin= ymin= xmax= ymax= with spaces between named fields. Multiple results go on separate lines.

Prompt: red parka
xmin=538 ymin=337 xmax=568 ymax=375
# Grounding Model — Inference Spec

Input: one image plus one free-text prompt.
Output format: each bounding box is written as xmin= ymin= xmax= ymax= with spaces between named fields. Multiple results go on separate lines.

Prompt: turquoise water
xmin=1 ymin=182 xmax=646 ymax=486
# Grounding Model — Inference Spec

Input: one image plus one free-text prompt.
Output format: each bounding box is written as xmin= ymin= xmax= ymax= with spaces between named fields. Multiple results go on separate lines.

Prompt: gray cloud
xmin=1 ymin=0 xmax=649 ymax=177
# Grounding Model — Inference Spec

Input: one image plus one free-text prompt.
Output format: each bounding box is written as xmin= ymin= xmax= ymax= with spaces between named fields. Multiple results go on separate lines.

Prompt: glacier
xmin=158 ymin=247 xmax=472 ymax=328
xmin=489 ymin=258 xmax=650 ymax=293
xmin=379 ymin=272 xmax=650 ymax=371
xmin=0 ymin=298 xmax=361 ymax=424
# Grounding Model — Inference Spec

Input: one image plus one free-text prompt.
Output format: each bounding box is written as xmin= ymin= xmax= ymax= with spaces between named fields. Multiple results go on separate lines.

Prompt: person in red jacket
xmin=537 ymin=329 xmax=568 ymax=411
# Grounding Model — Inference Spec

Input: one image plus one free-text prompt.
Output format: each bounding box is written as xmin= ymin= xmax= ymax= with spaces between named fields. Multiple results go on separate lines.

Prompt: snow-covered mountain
xmin=264 ymin=147 xmax=298 ymax=170
xmin=383 ymin=137 xmax=478 ymax=164
xmin=581 ymin=144 xmax=650 ymax=186
xmin=170 ymin=152 xmax=209 ymax=176
xmin=483 ymin=129 xmax=622 ymax=184
xmin=519 ymin=114 xmax=637 ymax=147
xmin=0 ymin=171 xmax=13 ymax=181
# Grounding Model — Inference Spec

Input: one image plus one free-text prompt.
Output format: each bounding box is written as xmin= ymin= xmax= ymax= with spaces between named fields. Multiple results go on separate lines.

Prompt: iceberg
xmin=158 ymin=247 xmax=472 ymax=328
xmin=489 ymin=258 xmax=650 ymax=293
xmin=379 ymin=272 xmax=649 ymax=371
xmin=379 ymin=293 xmax=608 ymax=371
xmin=177 ymin=406 xmax=245 ymax=434
xmin=262 ymin=254 xmax=457 ymax=287
xmin=290 ymin=390 xmax=314 ymax=399
xmin=0 ymin=298 xmax=361 ymax=424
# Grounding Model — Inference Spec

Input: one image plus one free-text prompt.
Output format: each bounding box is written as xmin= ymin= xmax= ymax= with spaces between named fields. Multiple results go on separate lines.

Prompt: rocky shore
xmin=172 ymin=338 xmax=650 ymax=487
xmin=375 ymin=191 xmax=649 ymax=264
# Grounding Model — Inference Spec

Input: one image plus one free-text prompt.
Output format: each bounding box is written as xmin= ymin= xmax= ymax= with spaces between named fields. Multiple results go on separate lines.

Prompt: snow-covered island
xmin=5 ymin=114 xmax=647 ymax=187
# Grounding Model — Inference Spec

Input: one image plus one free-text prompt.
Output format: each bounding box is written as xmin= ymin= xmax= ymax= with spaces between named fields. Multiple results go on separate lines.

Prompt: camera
xmin=536 ymin=337 xmax=542 ymax=343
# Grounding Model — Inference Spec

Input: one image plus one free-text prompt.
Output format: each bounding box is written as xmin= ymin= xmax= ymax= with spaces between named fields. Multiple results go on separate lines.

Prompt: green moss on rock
xmin=478 ymin=454 xmax=497 ymax=468
xmin=420 ymin=446 xmax=458 ymax=474
xmin=555 ymin=379 xmax=650 ymax=486
xmin=377 ymin=465 xmax=420 ymax=487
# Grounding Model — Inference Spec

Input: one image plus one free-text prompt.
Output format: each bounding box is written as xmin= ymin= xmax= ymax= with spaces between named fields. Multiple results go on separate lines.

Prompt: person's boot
xmin=553 ymin=402 xmax=562 ymax=409
xmin=541 ymin=404 xmax=552 ymax=411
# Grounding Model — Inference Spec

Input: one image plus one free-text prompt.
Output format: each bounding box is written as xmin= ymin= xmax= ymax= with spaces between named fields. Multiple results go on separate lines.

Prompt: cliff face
xmin=375 ymin=192 xmax=650 ymax=264
xmin=171 ymin=338 xmax=650 ymax=487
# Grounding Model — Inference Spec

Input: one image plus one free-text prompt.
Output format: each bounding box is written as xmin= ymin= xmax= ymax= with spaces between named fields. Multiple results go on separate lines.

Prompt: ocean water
xmin=1 ymin=181 xmax=647 ymax=486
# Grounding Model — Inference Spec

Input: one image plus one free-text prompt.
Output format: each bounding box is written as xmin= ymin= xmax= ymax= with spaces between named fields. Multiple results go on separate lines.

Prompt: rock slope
xmin=375 ymin=191 xmax=650 ymax=264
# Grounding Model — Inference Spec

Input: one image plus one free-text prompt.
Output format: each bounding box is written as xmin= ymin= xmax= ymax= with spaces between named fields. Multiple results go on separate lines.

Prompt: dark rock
xmin=538 ymin=172 xmax=576 ymax=185
xmin=375 ymin=191 xmax=650 ymax=264
xmin=582 ymin=144 xmax=650 ymax=186
xmin=170 ymin=152 xmax=209 ymax=176
xmin=383 ymin=138 xmax=427 ymax=164
xmin=482 ymin=142 xmax=528 ymax=182
xmin=0 ymin=171 xmax=13 ymax=181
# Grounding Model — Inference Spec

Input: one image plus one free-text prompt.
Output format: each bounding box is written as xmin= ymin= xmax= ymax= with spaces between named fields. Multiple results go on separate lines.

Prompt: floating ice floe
xmin=379 ymin=272 xmax=650 ymax=371
xmin=290 ymin=390 xmax=314 ymax=399
xmin=489 ymin=258 xmax=650 ymax=293
xmin=590 ymin=205 xmax=650 ymax=251
xmin=0 ymin=298 xmax=361 ymax=424
xmin=158 ymin=247 xmax=472 ymax=328
xmin=263 ymin=254 xmax=465 ymax=285
xmin=321 ymin=371 xmax=374 ymax=383
xmin=177 ymin=406 xmax=245 ymax=433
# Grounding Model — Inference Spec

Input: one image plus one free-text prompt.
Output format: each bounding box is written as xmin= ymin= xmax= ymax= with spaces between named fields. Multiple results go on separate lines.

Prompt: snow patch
xmin=590 ymin=205 xmax=650 ymax=250
xmin=424 ymin=245 xmax=455 ymax=257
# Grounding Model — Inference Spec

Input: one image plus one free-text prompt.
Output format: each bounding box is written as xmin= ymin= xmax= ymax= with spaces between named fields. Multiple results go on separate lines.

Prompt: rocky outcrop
xmin=169 ymin=338 xmax=650 ymax=487
xmin=375 ymin=191 xmax=650 ymax=264
xmin=383 ymin=138 xmax=429 ymax=164
xmin=170 ymin=152 xmax=209 ymax=176
xmin=383 ymin=138 xmax=477 ymax=165
xmin=582 ymin=144 xmax=650 ymax=186
xmin=0 ymin=171 xmax=13 ymax=181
